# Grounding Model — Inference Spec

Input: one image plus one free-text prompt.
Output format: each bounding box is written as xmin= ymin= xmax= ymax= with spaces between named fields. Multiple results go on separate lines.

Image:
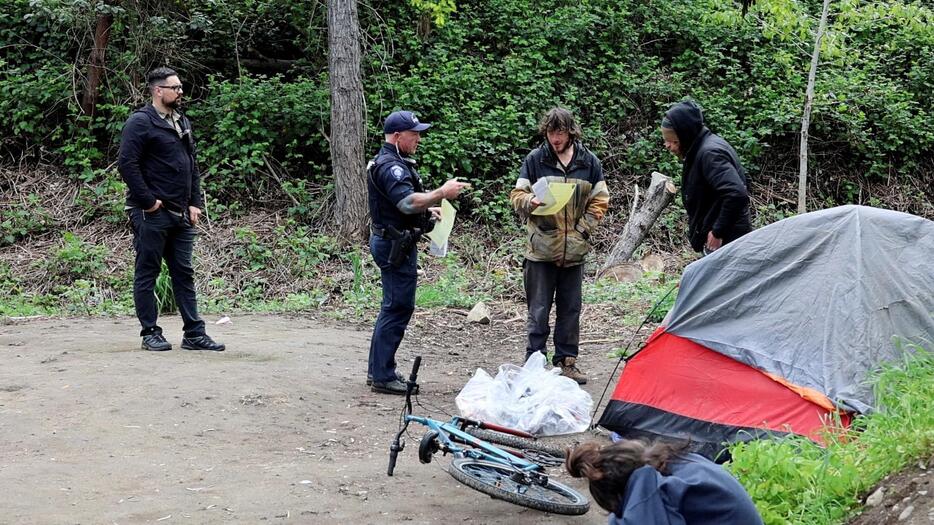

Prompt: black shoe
xmin=181 ymin=334 xmax=225 ymax=352
xmin=142 ymin=333 xmax=172 ymax=351
xmin=366 ymin=371 xmax=405 ymax=386
xmin=371 ymin=379 xmax=408 ymax=395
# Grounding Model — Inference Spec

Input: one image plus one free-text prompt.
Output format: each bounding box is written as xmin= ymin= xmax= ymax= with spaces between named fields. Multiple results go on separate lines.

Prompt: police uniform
xmin=366 ymin=141 xmax=428 ymax=386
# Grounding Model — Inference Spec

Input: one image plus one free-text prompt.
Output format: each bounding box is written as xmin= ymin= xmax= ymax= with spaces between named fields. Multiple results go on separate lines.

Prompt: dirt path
xmin=0 ymin=313 xmax=620 ymax=524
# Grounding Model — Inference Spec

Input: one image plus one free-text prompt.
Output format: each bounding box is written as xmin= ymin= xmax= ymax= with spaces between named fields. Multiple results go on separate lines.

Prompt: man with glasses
xmin=118 ymin=67 xmax=224 ymax=352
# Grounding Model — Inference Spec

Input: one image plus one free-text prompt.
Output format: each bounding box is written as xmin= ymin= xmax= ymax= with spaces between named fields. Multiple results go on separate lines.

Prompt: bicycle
xmin=386 ymin=356 xmax=590 ymax=516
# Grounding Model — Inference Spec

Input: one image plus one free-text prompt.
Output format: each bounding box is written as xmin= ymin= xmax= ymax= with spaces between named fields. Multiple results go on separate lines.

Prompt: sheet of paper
xmin=531 ymin=177 xmax=554 ymax=206
xmin=426 ymin=198 xmax=456 ymax=249
xmin=531 ymin=182 xmax=576 ymax=215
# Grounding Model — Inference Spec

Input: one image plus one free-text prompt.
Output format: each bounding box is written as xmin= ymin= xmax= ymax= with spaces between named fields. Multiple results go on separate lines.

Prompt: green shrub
xmin=728 ymin=341 xmax=934 ymax=525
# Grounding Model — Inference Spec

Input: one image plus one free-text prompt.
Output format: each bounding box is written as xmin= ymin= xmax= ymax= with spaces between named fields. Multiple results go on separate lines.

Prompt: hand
xmin=530 ymin=197 xmax=542 ymax=209
xmin=439 ymin=179 xmax=470 ymax=200
xmin=705 ymin=231 xmax=723 ymax=252
xmin=144 ymin=199 xmax=163 ymax=213
xmin=428 ymin=207 xmax=442 ymax=221
xmin=189 ymin=206 xmax=203 ymax=225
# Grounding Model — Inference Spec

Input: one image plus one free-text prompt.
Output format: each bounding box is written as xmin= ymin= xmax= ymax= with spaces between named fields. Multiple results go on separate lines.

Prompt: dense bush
xmin=0 ymin=0 xmax=931 ymax=221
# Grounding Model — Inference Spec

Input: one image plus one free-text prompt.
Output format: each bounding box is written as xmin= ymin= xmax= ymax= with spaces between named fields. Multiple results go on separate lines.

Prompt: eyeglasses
xmin=158 ymin=84 xmax=184 ymax=93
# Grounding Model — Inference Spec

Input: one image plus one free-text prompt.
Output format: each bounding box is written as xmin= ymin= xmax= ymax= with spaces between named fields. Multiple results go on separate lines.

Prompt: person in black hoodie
xmin=118 ymin=67 xmax=224 ymax=352
xmin=661 ymin=101 xmax=752 ymax=254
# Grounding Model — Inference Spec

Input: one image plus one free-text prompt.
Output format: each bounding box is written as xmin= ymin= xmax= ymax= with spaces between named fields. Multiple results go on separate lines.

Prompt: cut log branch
xmin=599 ymin=172 xmax=677 ymax=279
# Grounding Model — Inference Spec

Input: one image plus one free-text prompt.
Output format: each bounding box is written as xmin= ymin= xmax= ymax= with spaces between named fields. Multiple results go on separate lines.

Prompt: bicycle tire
xmin=464 ymin=427 xmax=567 ymax=459
xmin=447 ymin=458 xmax=589 ymax=515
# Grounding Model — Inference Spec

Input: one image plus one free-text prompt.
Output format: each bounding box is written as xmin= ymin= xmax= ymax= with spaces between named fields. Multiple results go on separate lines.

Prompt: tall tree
xmin=328 ymin=0 xmax=368 ymax=241
xmin=798 ymin=0 xmax=832 ymax=213
xmin=80 ymin=9 xmax=114 ymax=117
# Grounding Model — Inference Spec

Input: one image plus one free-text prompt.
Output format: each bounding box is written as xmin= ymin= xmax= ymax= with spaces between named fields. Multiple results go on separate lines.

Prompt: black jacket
xmin=665 ymin=101 xmax=752 ymax=252
xmin=118 ymin=104 xmax=203 ymax=212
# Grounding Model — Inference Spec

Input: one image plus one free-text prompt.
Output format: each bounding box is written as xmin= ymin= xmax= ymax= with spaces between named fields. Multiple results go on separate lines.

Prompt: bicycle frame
xmin=405 ymin=414 xmax=543 ymax=474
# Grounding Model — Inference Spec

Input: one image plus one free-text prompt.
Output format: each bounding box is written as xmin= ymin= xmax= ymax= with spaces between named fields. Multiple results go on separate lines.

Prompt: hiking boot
xmin=371 ymin=378 xmax=408 ymax=395
xmin=142 ymin=333 xmax=172 ymax=352
xmin=558 ymin=357 xmax=588 ymax=385
xmin=366 ymin=371 xmax=405 ymax=386
xmin=181 ymin=334 xmax=226 ymax=352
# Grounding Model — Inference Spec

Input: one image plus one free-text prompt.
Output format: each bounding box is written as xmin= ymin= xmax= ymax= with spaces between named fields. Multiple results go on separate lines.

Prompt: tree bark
xmin=328 ymin=0 xmax=368 ymax=242
xmin=81 ymin=12 xmax=113 ymax=117
xmin=599 ymin=172 xmax=677 ymax=279
xmin=798 ymin=0 xmax=832 ymax=214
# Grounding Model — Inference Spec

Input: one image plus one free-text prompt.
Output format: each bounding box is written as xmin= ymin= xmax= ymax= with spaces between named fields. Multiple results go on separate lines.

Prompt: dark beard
xmin=166 ymin=98 xmax=181 ymax=110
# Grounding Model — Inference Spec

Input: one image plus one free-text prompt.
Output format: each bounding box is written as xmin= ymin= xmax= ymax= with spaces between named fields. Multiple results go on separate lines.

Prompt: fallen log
xmin=599 ymin=172 xmax=678 ymax=280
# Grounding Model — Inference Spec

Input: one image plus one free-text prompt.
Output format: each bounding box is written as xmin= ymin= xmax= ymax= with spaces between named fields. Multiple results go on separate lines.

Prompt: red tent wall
xmin=599 ymin=330 xmax=851 ymax=459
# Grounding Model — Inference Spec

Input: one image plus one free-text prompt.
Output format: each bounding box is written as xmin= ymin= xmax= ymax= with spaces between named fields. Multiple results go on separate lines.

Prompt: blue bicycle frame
xmin=405 ymin=414 xmax=543 ymax=474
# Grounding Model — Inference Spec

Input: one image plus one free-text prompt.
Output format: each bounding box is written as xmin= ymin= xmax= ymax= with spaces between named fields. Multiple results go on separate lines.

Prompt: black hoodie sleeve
xmin=700 ymin=150 xmax=750 ymax=238
xmin=117 ymin=113 xmax=158 ymax=211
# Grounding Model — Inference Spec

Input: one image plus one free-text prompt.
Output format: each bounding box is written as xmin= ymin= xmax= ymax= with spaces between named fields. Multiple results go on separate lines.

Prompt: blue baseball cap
xmin=383 ymin=110 xmax=431 ymax=134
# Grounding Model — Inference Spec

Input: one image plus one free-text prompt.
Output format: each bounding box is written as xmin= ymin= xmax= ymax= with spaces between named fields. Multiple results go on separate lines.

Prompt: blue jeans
xmin=368 ymin=235 xmax=417 ymax=383
xmin=128 ymin=208 xmax=205 ymax=338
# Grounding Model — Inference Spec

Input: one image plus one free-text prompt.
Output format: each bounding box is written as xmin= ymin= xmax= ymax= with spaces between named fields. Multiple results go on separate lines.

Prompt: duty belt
xmin=371 ymin=225 xmax=406 ymax=240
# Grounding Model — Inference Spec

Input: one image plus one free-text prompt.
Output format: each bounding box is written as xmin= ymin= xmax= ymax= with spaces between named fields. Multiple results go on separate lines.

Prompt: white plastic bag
xmin=454 ymin=353 xmax=593 ymax=436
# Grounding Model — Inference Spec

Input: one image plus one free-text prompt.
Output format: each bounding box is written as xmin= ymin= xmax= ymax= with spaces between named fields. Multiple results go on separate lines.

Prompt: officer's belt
xmin=371 ymin=225 xmax=409 ymax=240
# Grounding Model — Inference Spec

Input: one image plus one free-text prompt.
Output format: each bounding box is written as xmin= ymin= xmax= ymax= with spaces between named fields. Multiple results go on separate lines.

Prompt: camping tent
xmin=599 ymin=205 xmax=934 ymax=458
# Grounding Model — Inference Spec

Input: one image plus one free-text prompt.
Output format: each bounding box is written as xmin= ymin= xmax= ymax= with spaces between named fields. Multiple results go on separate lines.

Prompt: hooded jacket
xmin=609 ymin=453 xmax=764 ymax=525
xmin=665 ymin=101 xmax=752 ymax=252
xmin=118 ymin=104 xmax=203 ymax=212
xmin=510 ymin=142 xmax=610 ymax=266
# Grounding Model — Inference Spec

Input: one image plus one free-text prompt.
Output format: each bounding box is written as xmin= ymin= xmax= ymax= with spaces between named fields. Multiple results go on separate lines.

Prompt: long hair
xmin=538 ymin=107 xmax=583 ymax=143
xmin=566 ymin=439 xmax=689 ymax=514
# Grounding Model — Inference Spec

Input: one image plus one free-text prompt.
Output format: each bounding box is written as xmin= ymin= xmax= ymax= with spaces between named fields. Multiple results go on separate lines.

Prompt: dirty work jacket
xmin=510 ymin=142 xmax=609 ymax=267
xmin=118 ymin=104 xmax=203 ymax=213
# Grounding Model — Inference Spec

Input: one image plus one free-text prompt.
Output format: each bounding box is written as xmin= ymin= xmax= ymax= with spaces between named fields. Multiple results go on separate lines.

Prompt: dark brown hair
xmin=566 ymin=439 xmax=690 ymax=514
xmin=538 ymin=107 xmax=583 ymax=143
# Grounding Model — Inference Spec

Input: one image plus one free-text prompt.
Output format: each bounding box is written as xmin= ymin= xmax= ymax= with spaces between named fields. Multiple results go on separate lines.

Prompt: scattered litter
xmin=300 ymin=480 xmax=312 ymax=485
xmin=156 ymin=515 xmax=171 ymax=521
xmin=215 ymin=316 xmax=231 ymax=325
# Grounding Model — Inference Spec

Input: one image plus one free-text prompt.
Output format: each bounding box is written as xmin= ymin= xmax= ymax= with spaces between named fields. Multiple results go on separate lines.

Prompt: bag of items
xmin=454 ymin=353 xmax=593 ymax=436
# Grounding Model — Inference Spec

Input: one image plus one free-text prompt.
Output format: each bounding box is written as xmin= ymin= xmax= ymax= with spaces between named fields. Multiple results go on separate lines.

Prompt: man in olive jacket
xmin=661 ymin=101 xmax=752 ymax=254
xmin=510 ymin=108 xmax=610 ymax=384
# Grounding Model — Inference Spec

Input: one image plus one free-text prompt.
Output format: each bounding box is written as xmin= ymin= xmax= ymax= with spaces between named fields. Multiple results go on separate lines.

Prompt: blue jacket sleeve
xmin=118 ymin=114 xmax=157 ymax=210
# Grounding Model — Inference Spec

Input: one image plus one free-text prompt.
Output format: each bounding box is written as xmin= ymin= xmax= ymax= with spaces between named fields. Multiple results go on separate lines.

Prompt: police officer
xmin=366 ymin=110 xmax=469 ymax=394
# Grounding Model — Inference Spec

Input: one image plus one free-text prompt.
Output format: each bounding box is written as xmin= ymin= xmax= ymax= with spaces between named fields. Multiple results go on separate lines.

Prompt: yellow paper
xmin=531 ymin=182 xmax=576 ymax=215
xmin=426 ymin=199 xmax=456 ymax=247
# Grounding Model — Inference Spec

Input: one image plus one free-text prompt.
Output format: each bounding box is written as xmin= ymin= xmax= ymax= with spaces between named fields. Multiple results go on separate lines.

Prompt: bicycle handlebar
xmin=388 ymin=356 xmax=422 ymax=477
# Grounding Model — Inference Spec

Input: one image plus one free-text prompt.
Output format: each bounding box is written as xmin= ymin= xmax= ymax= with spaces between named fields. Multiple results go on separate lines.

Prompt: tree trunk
xmin=599 ymin=172 xmax=678 ymax=279
xmin=798 ymin=0 xmax=832 ymax=214
xmin=328 ymin=0 xmax=368 ymax=242
xmin=80 ymin=12 xmax=113 ymax=117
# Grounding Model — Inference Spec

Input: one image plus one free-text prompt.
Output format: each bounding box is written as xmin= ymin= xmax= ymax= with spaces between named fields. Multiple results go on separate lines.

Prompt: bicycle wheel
xmin=447 ymin=458 xmax=589 ymax=515
xmin=464 ymin=427 xmax=567 ymax=460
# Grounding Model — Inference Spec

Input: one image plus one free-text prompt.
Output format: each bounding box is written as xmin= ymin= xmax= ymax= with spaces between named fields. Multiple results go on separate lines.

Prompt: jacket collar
xmin=139 ymin=104 xmax=186 ymax=132
xmin=379 ymin=142 xmax=417 ymax=166
xmin=539 ymin=140 xmax=590 ymax=170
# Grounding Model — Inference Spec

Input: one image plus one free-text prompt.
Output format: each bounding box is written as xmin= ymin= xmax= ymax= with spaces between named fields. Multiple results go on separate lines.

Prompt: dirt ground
xmin=0 ymin=312 xmax=625 ymax=524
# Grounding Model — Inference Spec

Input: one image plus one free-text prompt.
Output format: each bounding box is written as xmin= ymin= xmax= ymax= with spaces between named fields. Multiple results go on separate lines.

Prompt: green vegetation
xmin=728 ymin=341 xmax=934 ymax=525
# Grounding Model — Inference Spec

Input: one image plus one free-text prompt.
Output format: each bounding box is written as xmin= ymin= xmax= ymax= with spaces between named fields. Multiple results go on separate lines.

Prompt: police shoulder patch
xmin=391 ymin=165 xmax=405 ymax=181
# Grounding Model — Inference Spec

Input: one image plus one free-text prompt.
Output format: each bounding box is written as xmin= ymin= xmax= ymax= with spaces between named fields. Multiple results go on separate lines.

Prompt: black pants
xmin=128 ymin=208 xmax=205 ymax=337
xmin=523 ymin=260 xmax=583 ymax=365
xmin=367 ymin=235 xmax=418 ymax=383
